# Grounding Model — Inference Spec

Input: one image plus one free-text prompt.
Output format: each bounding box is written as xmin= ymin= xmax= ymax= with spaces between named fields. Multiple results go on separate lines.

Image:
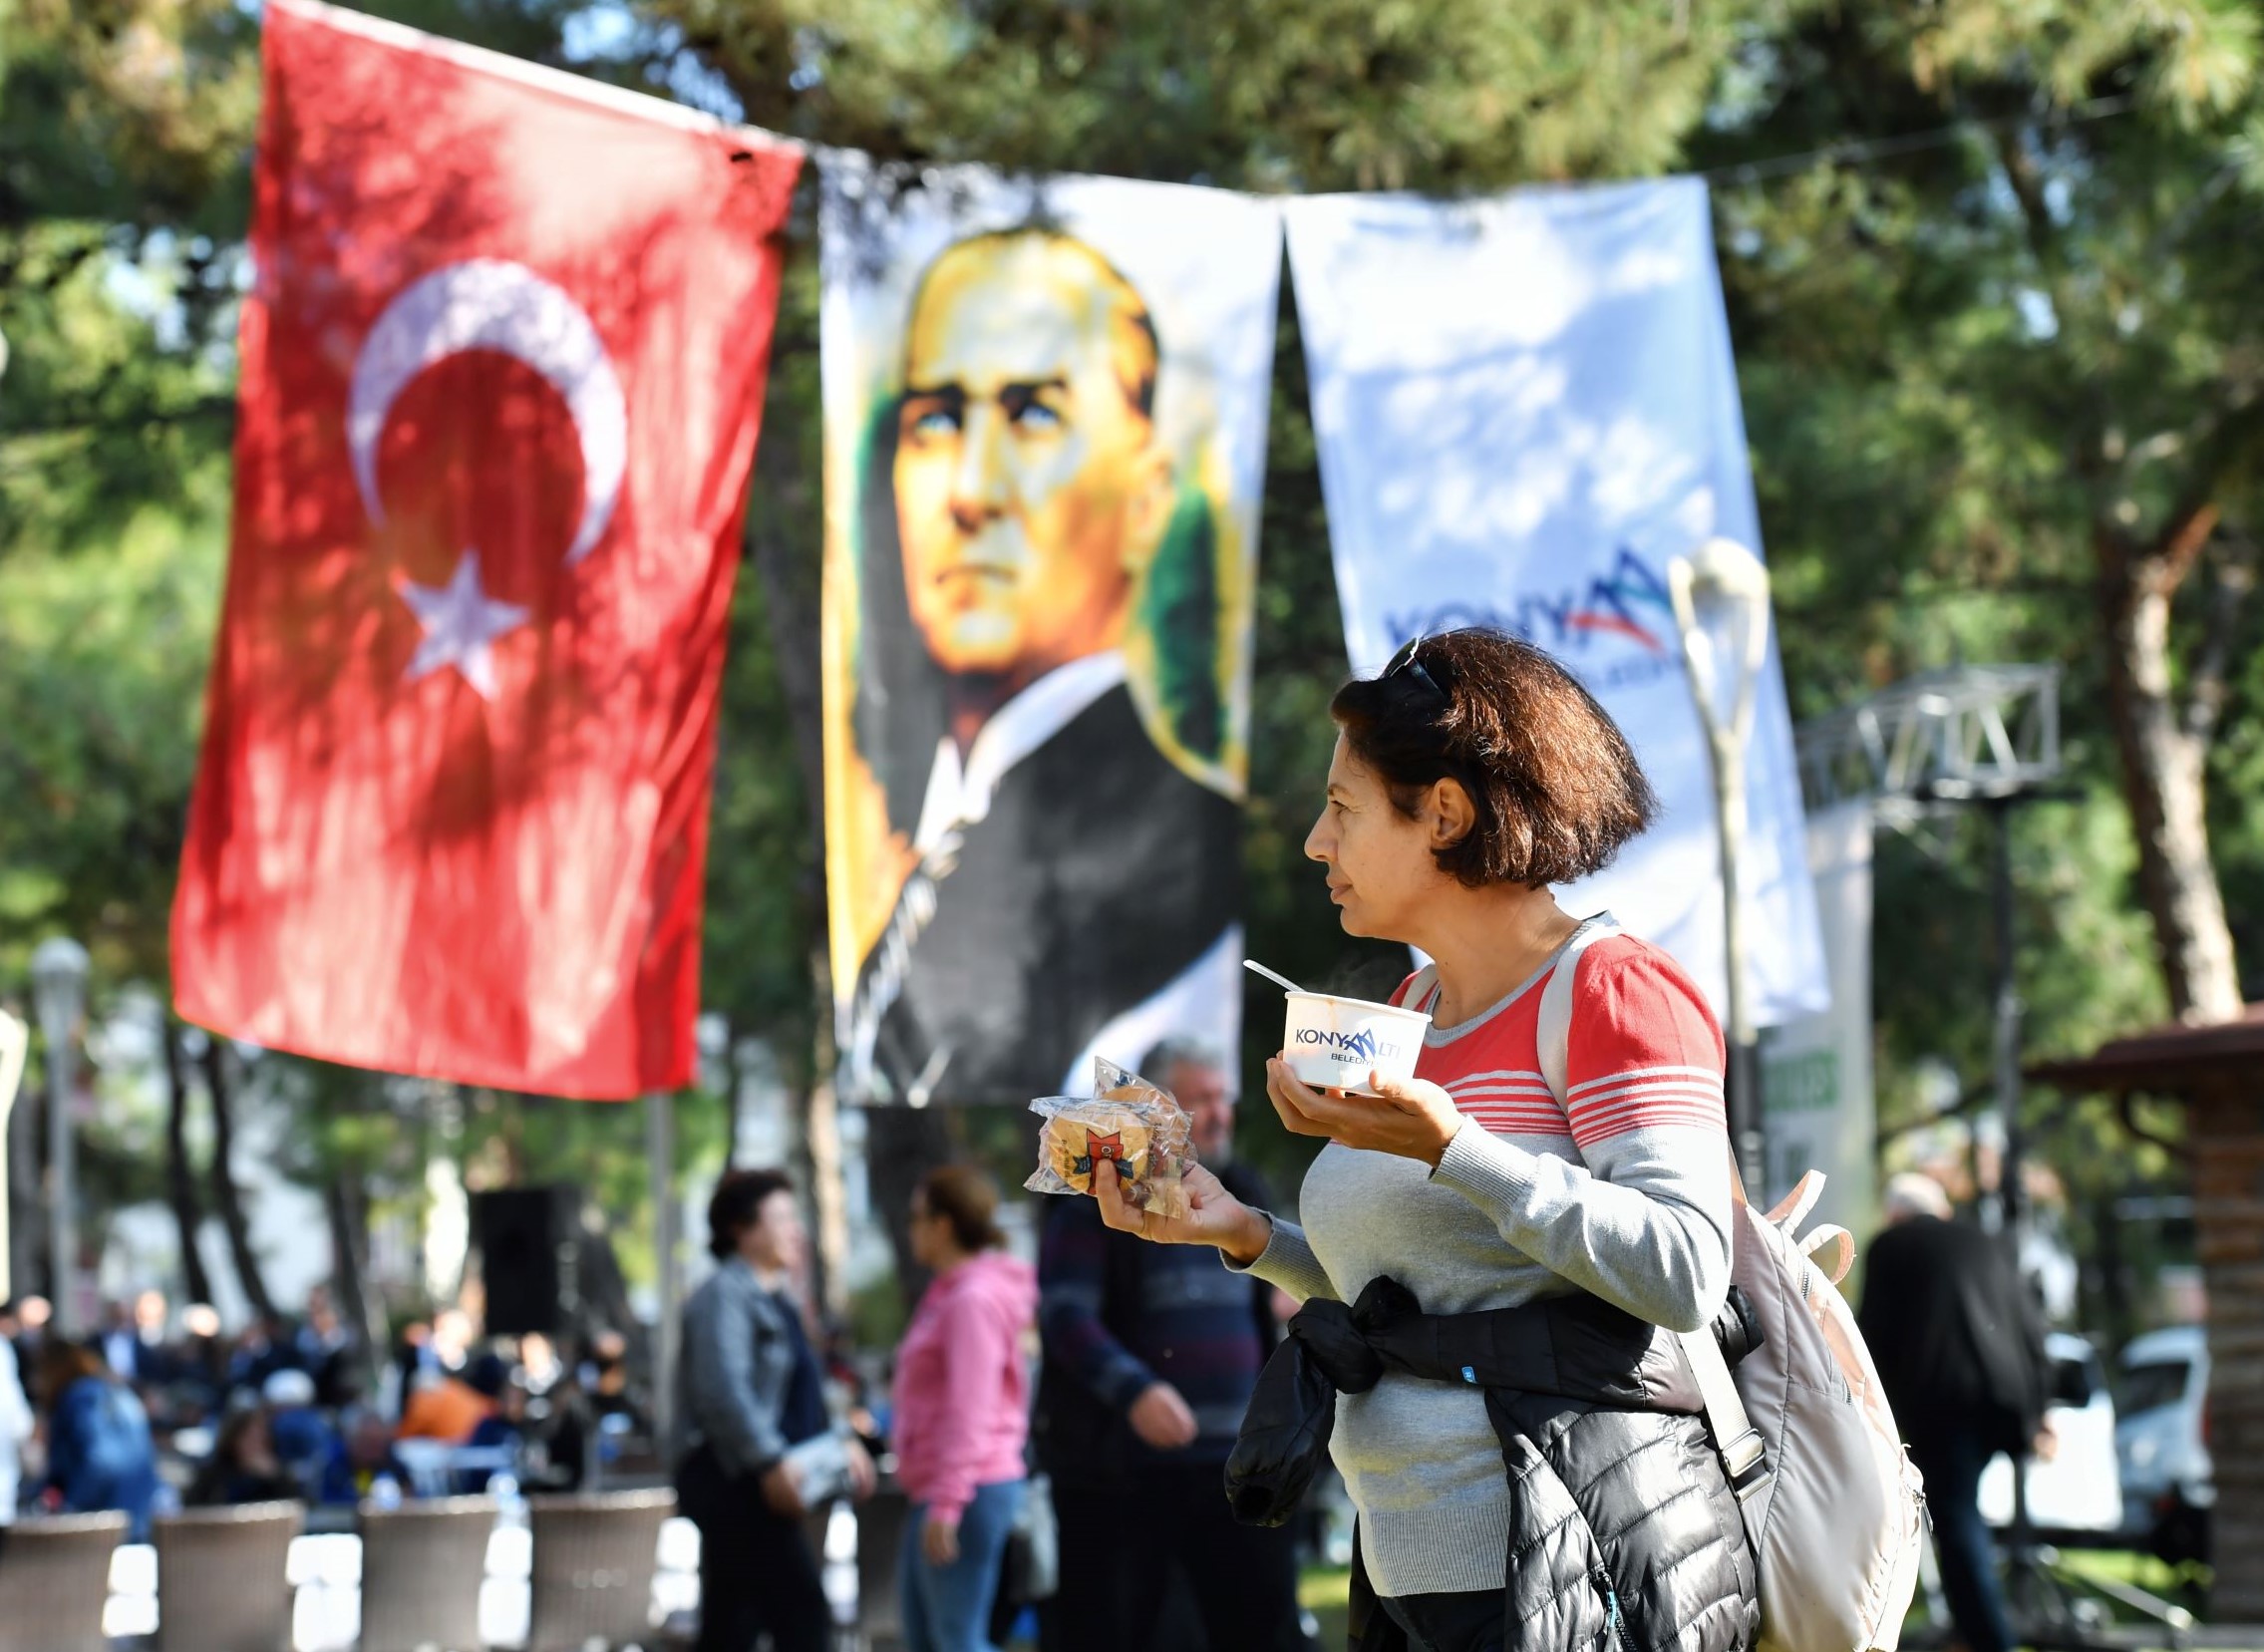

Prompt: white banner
xmin=1761 ymin=801 xmax=1876 ymax=1234
xmin=1284 ymin=179 xmax=1825 ymax=1024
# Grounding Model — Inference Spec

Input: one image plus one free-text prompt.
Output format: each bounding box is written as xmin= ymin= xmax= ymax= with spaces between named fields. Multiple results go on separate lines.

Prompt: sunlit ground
xmin=85 ymin=1540 xmax=2235 ymax=1650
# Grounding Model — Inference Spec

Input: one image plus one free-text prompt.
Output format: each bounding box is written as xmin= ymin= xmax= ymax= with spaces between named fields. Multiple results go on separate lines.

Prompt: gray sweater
xmin=1232 ymin=938 xmax=1735 ymax=1598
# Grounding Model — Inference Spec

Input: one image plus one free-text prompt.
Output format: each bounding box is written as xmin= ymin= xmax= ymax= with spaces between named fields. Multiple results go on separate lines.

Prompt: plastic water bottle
xmin=369 ymin=1474 xmax=403 ymax=1511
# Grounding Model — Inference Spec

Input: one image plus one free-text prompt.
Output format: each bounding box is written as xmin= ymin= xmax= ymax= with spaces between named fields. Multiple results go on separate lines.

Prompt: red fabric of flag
xmin=172 ymin=0 xmax=801 ymax=1098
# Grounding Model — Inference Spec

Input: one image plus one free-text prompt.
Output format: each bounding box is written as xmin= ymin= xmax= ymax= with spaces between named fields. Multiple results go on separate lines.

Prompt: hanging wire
xmin=1699 ymin=92 xmax=2141 ymax=186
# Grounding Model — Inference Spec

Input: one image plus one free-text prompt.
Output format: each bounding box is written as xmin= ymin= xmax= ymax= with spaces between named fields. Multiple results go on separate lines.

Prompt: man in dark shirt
xmin=1034 ymin=1038 xmax=1305 ymax=1652
xmin=1858 ymin=1172 xmax=2054 ymax=1652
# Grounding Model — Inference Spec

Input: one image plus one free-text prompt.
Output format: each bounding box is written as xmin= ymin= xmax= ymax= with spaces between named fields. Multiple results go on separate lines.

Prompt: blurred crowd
xmin=0 ymin=1284 xmax=653 ymax=1543
xmin=675 ymin=1036 xmax=1322 ymax=1652
xmin=0 ymin=1039 xmax=1312 ymax=1652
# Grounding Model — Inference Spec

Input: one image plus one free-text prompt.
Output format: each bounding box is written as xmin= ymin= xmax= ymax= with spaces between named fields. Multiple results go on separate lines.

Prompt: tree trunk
xmin=323 ymin=1172 xmax=384 ymax=1399
xmin=744 ymin=390 xmax=828 ymax=834
xmin=795 ymin=948 xmax=854 ymax=1320
xmin=721 ymin=1020 xmax=744 ymax=1171
xmin=2097 ymin=523 xmax=2245 ymax=1024
xmin=803 ymin=1076 xmax=853 ymax=1320
xmin=161 ymin=1021 xmax=215 ymax=1307
xmin=745 ymin=404 xmax=869 ymax=1308
xmin=201 ymin=1041 xmax=277 ymax=1322
xmin=864 ymin=1106 xmax=956 ymax=1307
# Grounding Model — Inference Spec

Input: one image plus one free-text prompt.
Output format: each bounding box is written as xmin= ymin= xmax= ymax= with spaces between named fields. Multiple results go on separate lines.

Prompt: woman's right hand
xmin=1093 ymin=1159 xmax=1271 ymax=1266
xmin=760 ymin=1458 xmax=805 ymax=1515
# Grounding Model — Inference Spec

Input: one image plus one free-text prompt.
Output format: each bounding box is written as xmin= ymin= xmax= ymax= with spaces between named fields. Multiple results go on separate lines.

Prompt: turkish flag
xmin=172 ymin=0 xmax=802 ymax=1098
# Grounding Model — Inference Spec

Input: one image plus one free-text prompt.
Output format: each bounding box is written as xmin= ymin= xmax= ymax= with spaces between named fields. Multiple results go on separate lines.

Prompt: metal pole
xmin=46 ymin=1011 xmax=79 ymax=1337
xmin=1669 ymin=544 xmax=1774 ymax=1202
xmin=1985 ymin=800 xmax=2039 ymax=1551
xmin=31 ymin=938 xmax=89 ymax=1336
xmin=645 ymin=1091 xmax=679 ymax=1465
xmin=1714 ymin=726 xmax=1766 ymax=1196
xmin=1990 ymin=801 xmax=2026 ymax=1235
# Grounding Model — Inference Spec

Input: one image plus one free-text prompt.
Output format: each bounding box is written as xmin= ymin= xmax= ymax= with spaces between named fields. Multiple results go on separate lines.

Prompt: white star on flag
xmin=399 ymin=550 xmax=528 ymax=700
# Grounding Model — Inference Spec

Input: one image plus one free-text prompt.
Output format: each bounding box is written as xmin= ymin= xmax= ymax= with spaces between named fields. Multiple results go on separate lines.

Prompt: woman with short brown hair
xmin=1098 ymin=629 xmax=1755 ymax=1652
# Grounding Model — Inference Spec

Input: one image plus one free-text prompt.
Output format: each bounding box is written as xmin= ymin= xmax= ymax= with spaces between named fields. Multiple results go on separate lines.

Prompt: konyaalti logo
xmin=1293 ymin=1026 xmax=1406 ymax=1064
xmin=1383 ymin=547 xmax=1679 ymax=691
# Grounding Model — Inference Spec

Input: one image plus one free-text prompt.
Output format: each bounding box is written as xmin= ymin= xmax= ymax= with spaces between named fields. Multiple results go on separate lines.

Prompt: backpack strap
xmin=1404 ymin=962 xmax=1440 ymax=1014
xmin=1801 ymin=1225 xmax=1856 ymax=1286
xmin=1766 ymin=1169 xmax=1826 ymax=1233
xmin=1766 ymin=1168 xmax=1855 ymax=1283
xmin=1534 ymin=913 xmax=1620 ymax=1103
xmin=1683 ymin=1317 xmax=1772 ymax=1504
xmin=1532 ymin=911 xmax=1772 ymax=1509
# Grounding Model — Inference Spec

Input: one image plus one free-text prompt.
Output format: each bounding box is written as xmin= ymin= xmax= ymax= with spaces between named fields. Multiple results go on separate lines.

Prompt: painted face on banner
xmin=893 ymin=231 xmax=1171 ymax=684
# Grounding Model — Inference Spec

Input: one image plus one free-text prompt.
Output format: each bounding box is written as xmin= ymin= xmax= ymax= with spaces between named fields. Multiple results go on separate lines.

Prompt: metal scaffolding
xmin=1794 ymin=663 xmax=2063 ymax=820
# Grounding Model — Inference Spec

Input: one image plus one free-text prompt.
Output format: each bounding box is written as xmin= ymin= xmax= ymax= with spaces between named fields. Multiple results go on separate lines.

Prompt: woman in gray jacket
xmin=679 ymin=1168 xmax=873 ymax=1652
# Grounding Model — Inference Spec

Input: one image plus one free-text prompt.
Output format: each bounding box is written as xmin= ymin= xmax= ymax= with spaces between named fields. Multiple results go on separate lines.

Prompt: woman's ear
xmin=1427 ymin=777 xmax=1476 ymax=851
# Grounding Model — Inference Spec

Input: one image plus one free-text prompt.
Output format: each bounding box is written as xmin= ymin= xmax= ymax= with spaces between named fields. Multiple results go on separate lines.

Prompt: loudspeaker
xmin=472 ymin=1185 xmax=583 ymax=1336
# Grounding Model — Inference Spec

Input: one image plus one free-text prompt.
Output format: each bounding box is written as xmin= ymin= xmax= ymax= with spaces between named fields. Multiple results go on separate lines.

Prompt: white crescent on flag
xmin=347 ymin=257 xmax=627 ymax=565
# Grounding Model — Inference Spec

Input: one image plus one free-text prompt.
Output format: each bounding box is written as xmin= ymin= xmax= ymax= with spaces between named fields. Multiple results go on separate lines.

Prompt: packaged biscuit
xmin=1026 ymin=1058 xmax=1195 ymax=1218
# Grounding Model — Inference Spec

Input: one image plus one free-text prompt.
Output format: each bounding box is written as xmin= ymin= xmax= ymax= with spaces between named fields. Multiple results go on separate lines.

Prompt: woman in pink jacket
xmin=893 ymin=1164 xmax=1039 ymax=1652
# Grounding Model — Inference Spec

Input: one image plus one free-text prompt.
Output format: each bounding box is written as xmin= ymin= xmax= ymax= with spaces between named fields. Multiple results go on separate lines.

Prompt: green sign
xmin=1763 ymin=1048 xmax=1839 ymax=1116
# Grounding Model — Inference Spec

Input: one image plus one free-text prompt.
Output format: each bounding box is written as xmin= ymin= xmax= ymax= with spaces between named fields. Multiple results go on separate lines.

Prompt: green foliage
xmin=1699 ymin=1 xmax=2264 ymax=1332
xmin=702 ymin=542 xmax=824 ymax=1056
xmin=650 ymin=0 xmax=1804 ymax=188
xmin=1708 ymin=10 xmax=2264 ymax=1000
xmin=0 ymin=0 xmax=254 ymax=1006
xmin=0 ymin=478 xmax=224 ymax=986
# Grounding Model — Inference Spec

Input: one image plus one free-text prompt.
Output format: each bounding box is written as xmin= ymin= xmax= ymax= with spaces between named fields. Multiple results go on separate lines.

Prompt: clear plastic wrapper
xmin=1025 ymin=1057 xmax=1195 ymax=1218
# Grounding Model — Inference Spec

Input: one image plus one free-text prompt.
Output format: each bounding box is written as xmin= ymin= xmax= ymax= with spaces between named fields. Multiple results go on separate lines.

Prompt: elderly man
xmin=1033 ymin=1037 xmax=1304 ymax=1652
xmin=843 ymin=228 xmax=1242 ymax=1109
xmin=1859 ymin=1171 xmax=2054 ymax=1652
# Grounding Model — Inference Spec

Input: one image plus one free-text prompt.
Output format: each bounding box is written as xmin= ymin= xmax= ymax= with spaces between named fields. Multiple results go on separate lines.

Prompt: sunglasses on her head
xmin=1385 ymin=636 xmax=1448 ymax=702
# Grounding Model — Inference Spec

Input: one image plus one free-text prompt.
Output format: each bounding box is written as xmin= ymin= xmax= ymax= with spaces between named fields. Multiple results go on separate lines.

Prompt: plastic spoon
xmin=1241 ymin=958 xmax=1306 ymax=996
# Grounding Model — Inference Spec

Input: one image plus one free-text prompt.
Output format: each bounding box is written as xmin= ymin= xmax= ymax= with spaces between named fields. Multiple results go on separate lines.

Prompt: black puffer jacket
xmin=1229 ymin=1277 xmax=1761 ymax=1652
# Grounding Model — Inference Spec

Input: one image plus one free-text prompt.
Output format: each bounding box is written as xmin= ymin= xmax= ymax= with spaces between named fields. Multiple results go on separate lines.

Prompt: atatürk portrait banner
xmin=818 ymin=160 xmax=1280 ymax=1107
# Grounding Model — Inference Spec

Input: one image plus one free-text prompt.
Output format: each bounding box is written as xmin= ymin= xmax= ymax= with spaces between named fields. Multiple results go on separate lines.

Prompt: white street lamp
xmin=30 ymin=936 xmax=90 ymax=1337
xmin=0 ymin=1011 xmax=27 ymax=1303
xmin=1668 ymin=537 xmax=1774 ymax=1196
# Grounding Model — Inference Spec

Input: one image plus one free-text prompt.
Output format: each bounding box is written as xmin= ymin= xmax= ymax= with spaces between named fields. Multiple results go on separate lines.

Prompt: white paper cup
xmin=1281 ymin=992 xmax=1432 ymax=1095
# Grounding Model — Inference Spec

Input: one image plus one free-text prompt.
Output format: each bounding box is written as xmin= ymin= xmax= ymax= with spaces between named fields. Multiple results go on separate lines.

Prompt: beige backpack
xmin=1493 ymin=914 xmax=1928 ymax=1652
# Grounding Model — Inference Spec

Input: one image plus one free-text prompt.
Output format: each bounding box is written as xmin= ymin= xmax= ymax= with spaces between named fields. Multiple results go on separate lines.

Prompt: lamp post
xmin=1668 ymin=538 xmax=1774 ymax=1197
xmin=30 ymin=936 xmax=90 ymax=1337
xmin=645 ymin=1090 xmax=679 ymax=1465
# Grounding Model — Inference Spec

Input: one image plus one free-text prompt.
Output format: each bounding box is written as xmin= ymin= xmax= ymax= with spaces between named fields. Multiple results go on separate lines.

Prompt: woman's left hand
xmin=921 ymin=1509 xmax=961 ymax=1565
xmin=1264 ymin=1057 xmax=1463 ymax=1167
